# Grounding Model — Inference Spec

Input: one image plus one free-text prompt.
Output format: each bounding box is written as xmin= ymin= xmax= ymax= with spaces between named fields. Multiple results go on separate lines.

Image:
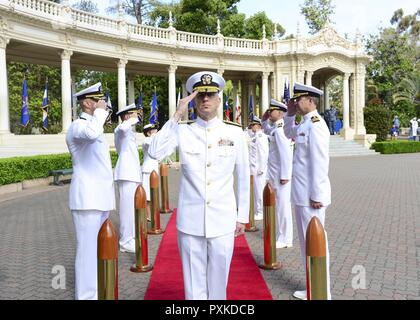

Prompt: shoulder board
xmin=277 ymin=122 xmax=283 ymax=128
xmin=311 ymin=116 xmax=320 ymax=123
xmin=178 ymin=120 xmax=195 ymax=125
xmin=223 ymin=120 xmax=242 ymax=128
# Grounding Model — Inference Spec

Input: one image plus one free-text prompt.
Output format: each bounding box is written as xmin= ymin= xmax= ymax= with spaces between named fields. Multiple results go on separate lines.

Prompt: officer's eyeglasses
xmin=197 ymin=92 xmax=218 ymax=99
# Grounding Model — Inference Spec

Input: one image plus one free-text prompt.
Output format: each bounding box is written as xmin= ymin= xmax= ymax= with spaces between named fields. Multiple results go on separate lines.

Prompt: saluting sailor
xmin=148 ymin=71 xmax=250 ymax=300
xmin=114 ymin=103 xmax=142 ymax=253
xmin=66 ymin=82 xmax=115 ymax=300
xmin=142 ymin=123 xmax=159 ymax=219
xmin=262 ymin=99 xmax=293 ymax=249
xmin=248 ymin=115 xmax=269 ymax=221
xmin=283 ymin=83 xmax=332 ymax=300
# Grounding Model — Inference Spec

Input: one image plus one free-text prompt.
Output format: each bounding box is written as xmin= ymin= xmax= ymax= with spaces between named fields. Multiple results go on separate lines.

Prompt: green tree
xmin=243 ymin=12 xmax=284 ymax=40
xmin=72 ymin=0 xmax=99 ymax=13
xmin=300 ymin=0 xmax=335 ymax=34
xmin=364 ymin=103 xmax=393 ymax=141
xmin=107 ymin=0 xmax=161 ymax=24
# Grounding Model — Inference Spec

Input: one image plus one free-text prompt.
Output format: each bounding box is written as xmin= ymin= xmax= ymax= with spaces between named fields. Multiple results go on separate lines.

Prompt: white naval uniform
xmin=149 ymin=116 xmax=250 ymax=300
xmin=248 ymin=130 xmax=269 ymax=216
xmin=410 ymin=119 xmax=418 ymax=139
xmin=142 ymin=135 xmax=159 ymax=201
xmin=114 ymin=117 xmax=142 ymax=247
xmin=264 ymin=119 xmax=293 ymax=245
xmin=283 ymin=109 xmax=331 ymax=298
xmin=66 ymin=109 xmax=116 ymax=300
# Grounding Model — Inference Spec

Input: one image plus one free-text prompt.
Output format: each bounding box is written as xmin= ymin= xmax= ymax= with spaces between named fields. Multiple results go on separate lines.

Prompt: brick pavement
xmin=0 ymin=155 xmax=419 ymax=300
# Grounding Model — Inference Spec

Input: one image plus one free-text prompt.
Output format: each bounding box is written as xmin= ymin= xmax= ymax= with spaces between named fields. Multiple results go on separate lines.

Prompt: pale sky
xmin=69 ymin=0 xmax=419 ymax=39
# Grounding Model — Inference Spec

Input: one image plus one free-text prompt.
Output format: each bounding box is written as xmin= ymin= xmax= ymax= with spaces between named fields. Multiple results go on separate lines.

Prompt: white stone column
xmin=0 ymin=37 xmax=10 ymax=134
xmin=117 ymin=59 xmax=127 ymax=112
xmin=324 ymin=81 xmax=330 ymax=111
xmin=71 ymin=73 xmax=77 ymax=121
xmin=306 ymin=71 xmax=313 ymax=86
xmin=356 ymin=71 xmax=367 ymax=135
xmin=168 ymin=65 xmax=177 ymax=118
xmin=128 ymin=76 xmax=135 ymax=105
xmin=261 ymin=72 xmax=269 ymax=114
xmin=340 ymin=73 xmax=354 ymax=140
xmin=232 ymin=80 xmax=238 ymax=122
xmin=217 ymin=69 xmax=224 ymax=120
xmin=61 ymin=49 xmax=73 ymax=133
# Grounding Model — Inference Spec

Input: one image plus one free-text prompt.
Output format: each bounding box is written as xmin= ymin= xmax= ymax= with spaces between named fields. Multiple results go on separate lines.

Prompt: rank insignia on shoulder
xmin=178 ymin=120 xmax=195 ymax=125
xmin=311 ymin=116 xmax=320 ymax=123
xmin=277 ymin=123 xmax=283 ymax=128
xmin=223 ymin=120 xmax=242 ymax=128
xmin=257 ymin=133 xmax=263 ymax=138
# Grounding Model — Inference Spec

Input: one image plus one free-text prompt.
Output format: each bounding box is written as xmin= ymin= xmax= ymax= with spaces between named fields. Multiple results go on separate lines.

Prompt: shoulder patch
xmin=223 ymin=120 xmax=242 ymax=128
xmin=178 ymin=120 xmax=195 ymax=125
xmin=311 ymin=116 xmax=320 ymax=123
xmin=277 ymin=122 xmax=283 ymax=128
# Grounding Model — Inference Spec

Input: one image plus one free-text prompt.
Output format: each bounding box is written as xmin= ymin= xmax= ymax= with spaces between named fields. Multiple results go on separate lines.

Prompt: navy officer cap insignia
xmin=116 ymin=103 xmax=138 ymax=116
xmin=249 ymin=115 xmax=262 ymax=125
xmin=186 ymin=71 xmax=225 ymax=93
xmin=291 ymin=82 xmax=323 ymax=101
xmin=74 ymin=82 xmax=104 ymax=101
xmin=269 ymin=99 xmax=287 ymax=112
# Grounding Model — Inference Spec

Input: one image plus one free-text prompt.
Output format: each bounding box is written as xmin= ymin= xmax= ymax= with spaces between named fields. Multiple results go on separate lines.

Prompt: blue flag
xmin=21 ymin=78 xmax=30 ymax=127
xmin=137 ymin=91 xmax=143 ymax=124
xmin=41 ymin=81 xmax=48 ymax=131
xmin=188 ymin=100 xmax=196 ymax=120
xmin=248 ymin=94 xmax=254 ymax=122
xmin=150 ymin=90 xmax=158 ymax=125
xmin=283 ymin=80 xmax=290 ymax=104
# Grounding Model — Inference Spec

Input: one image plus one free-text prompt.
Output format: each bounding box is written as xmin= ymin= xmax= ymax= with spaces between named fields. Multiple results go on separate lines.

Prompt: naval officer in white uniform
xmin=263 ymin=99 xmax=293 ymax=249
xmin=248 ymin=116 xmax=269 ymax=221
xmin=148 ymin=71 xmax=250 ymax=300
xmin=283 ymin=83 xmax=332 ymax=300
xmin=66 ymin=82 xmax=115 ymax=300
xmin=114 ymin=104 xmax=142 ymax=253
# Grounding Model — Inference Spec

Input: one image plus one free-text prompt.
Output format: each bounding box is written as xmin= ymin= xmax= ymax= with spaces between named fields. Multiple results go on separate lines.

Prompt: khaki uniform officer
xmin=149 ymin=71 xmax=250 ymax=300
xmin=263 ymin=99 xmax=293 ymax=249
xmin=66 ymin=82 xmax=115 ymax=300
xmin=114 ymin=103 xmax=142 ymax=253
xmin=248 ymin=116 xmax=269 ymax=221
xmin=283 ymin=83 xmax=332 ymax=300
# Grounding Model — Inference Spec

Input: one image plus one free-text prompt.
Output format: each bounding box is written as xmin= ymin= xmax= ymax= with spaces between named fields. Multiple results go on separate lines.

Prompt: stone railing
xmin=2 ymin=0 xmax=363 ymax=56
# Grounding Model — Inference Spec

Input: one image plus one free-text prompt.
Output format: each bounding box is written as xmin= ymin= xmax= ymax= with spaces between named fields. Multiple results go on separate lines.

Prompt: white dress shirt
xmin=283 ymin=110 xmax=331 ymax=207
xmin=149 ymin=116 xmax=250 ymax=238
xmin=66 ymin=109 xmax=115 ymax=211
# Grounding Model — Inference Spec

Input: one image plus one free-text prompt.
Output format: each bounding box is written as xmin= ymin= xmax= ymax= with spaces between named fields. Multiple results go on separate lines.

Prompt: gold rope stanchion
xmin=148 ymin=170 xmax=164 ymax=235
xmin=160 ymin=163 xmax=172 ymax=214
xmin=130 ymin=185 xmax=153 ymax=273
xmin=306 ymin=217 xmax=328 ymax=300
xmin=245 ymin=175 xmax=258 ymax=232
xmin=258 ymin=182 xmax=281 ymax=270
xmin=97 ymin=219 xmax=118 ymax=300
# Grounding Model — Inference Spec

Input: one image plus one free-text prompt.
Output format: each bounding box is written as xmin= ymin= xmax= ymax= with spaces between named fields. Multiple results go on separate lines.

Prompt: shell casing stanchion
xmin=130 ymin=185 xmax=153 ymax=273
xmin=148 ymin=170 xmax=164 ymax=235
xmin=97 ymin=219 xmax=118 ymax=300
xmin=160 ymin=163 xmax=173 ymax=214
xmin=259 ymin=183 xmax=281 ymax=270
xmin=245 ymin=175 xmax=258 ymax=232
xmin=306 ymin=217 xmax=328 ymax=300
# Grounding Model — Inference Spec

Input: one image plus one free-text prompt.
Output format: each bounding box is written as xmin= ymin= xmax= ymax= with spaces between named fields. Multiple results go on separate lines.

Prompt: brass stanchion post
xmin=160 ymin=163 xmax=172 ymax=214
xmin=148 ymin=170 xmax=164 ymax=234
xmin=246 ymin=175 xmax=258 ymax=232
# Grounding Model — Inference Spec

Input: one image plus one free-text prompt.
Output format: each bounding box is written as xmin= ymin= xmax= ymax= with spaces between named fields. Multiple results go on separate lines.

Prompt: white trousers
xmin=177 ymin=231 xmax=235 ymax=300
xmin=271 ymin=180 xmax=293 ymax=244
xmin=117 ymin=180 xmax=139 ymax=246
xmin=294 ymin=206 xmax=331 ymax=299
xmin=72 ymin=210 xmax=110 ymax=300
xmin=252 ymin=173 xmax=266 ymax=215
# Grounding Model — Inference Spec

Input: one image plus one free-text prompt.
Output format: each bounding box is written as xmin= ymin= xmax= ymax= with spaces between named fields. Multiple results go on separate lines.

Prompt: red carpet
xmin=144 ymin=210 xmax=272 ymax=300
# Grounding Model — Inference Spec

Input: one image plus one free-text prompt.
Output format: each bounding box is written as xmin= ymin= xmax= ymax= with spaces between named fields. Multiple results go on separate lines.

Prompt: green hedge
xmin=371 ymin=141 xmax=420 ymax=154
xmin=0 ymin=149 xmax=144 ymax=186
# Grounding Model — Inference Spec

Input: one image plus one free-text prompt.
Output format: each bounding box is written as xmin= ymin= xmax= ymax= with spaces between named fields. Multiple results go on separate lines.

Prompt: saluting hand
xmin=261 ymin=110 xmax=270 ymax=122
xmin=95 ymin=99 xmax=107 ymax=111
xmin=287 ymin=100 xmax=297 ymax=116
xmin=174 ymin=91 xmax=198 ymax=121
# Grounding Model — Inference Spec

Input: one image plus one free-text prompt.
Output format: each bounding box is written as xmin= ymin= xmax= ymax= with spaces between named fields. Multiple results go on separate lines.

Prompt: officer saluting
xmin=248 ymin=115 xmax=269 ymax=221
xmin=148 ymin=71 xmax=250 ymax=300
xmin=283 ymin=83 xmax=332 ymax=300
xmin=262 ymin=99 xmax=293 ymax=248
xmin=114 ymin=103 xmax=142 ymax=253
xmin=66 ymin=82 xmax=115 ymax=300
